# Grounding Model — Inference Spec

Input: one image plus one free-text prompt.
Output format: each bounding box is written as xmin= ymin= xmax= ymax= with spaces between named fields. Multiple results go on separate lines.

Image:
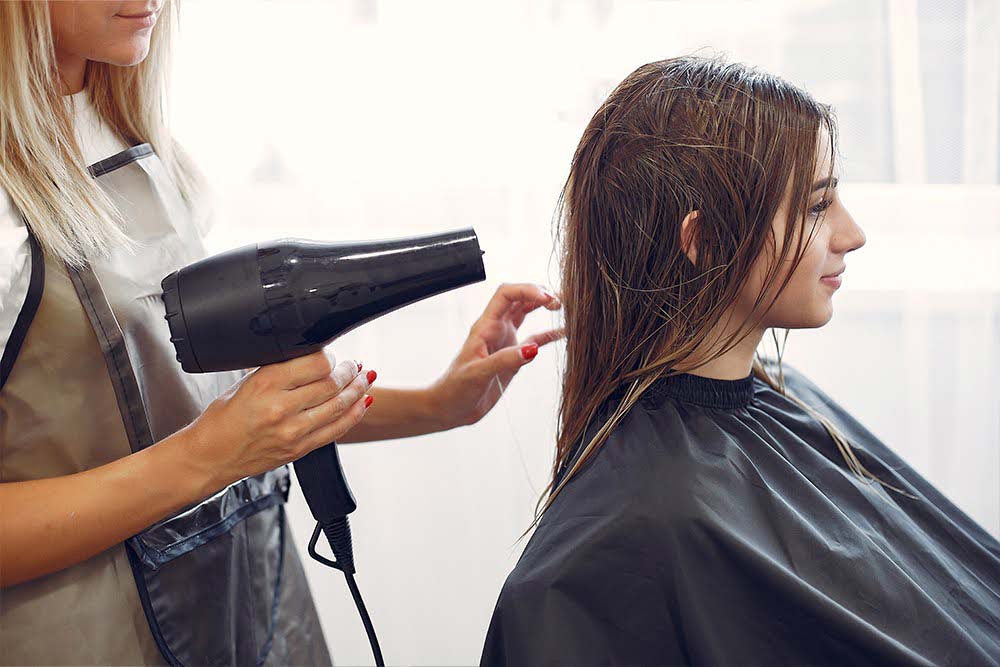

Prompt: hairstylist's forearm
xmin=336 ymin=386 xmax=447 ymax=443
xmin=0 ymin=426 xmax=222 ymax=589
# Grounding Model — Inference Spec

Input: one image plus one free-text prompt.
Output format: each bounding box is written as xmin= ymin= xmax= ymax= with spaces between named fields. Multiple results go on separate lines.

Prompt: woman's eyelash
xmin=810 ymin=199 xmax=832 ymax=215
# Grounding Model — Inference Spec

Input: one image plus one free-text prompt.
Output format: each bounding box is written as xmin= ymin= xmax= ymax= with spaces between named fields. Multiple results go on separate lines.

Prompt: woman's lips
xmin=820 ymin=275 xmax=842 ymax=288
xmin=115 ymin=12 xmax=157 ymax=28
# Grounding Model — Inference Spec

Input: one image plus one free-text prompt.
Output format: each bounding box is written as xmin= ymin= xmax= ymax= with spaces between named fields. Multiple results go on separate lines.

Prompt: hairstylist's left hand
xmin=428 ymin=283 xmax=564 ymax=429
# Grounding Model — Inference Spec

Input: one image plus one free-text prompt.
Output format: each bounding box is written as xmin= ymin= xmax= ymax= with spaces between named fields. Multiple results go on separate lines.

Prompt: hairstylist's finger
xmin=477 ymin=283 xmax=560 ymax=323
xmin=536 ymin=285 xmax=562 ymax=309
xmin=474 ymin=341 xmax=541 ymax=380
xmin=300 ymin=393 xmax=373 ymax=454
xmin=522 ymin=327 xmax=566 ymax=348
xmin=287 ymin=359 xmax=365 ymax=411
xmin=258 ymin=350 xmax=333 ymax=390
xmin=292 ymin=366 xmax=371 ymax=436
xmin=322 ymin=346 xmax=354 ymax=372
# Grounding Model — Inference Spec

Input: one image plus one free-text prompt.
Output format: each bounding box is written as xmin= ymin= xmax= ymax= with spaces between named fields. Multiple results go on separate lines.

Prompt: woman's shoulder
xmin=756 ymin=361 xmax=869 ymax=437
xmin=753 ymin=361 xmax=918 ymax=474
xmin=0 ymin=184 xmax=35 ymax=358
xmin=758 ymin=360 xmax=831 ymax=407
xmin=0 ymin=185 xmax=32 ymax=277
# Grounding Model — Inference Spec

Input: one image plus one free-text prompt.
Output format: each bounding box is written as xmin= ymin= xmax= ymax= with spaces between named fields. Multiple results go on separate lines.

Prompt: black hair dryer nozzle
xmin=161 ymin=227 xmax=486 ymax=373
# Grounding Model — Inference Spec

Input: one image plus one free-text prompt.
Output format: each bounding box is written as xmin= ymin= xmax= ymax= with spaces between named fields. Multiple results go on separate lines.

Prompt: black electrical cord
xmin=308 ymin=517 xmax=384 ymax=667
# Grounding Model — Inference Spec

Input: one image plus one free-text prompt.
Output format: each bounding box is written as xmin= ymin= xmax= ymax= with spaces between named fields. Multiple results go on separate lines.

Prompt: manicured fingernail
xmin=364 ymin=395 xmax=374 ymax=409
xmin=366 ymin=370 xmax=377 ymax=384
xmin=357 ymin=361 xmax=363 ymax=372
xmin=521 ymin=343 xmax=539 ymax=361
xmin=542 ymin=289 xmax=556 ymax=300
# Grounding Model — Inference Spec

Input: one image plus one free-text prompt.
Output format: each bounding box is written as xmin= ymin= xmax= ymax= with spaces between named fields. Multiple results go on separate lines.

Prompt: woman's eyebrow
xmin=812 ymin=176 xmax=839 ymax=192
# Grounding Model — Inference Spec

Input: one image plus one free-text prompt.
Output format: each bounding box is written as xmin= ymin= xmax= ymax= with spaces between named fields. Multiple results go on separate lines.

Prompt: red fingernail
xmin=521 ymin=343 xmax=539 ymax=361
xmin=364 ymin=395 xmax=374 ymax=409
xmin=357 ymin=361 xmax=363 ymax=372
xmin=366 ymin=370 xmax=377 ymax=384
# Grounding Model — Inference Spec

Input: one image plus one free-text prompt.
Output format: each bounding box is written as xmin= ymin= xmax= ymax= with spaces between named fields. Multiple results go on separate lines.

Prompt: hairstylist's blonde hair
xmin=0 ymin=0 xmax=199 ymax=266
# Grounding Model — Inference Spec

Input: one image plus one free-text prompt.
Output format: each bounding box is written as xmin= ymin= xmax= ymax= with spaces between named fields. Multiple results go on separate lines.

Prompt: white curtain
xmin=173 ymin=1 xmax=999 ymax=664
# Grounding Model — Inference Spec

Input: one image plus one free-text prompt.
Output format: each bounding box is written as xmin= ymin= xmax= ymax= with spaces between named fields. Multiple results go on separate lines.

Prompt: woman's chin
xmin=805 ymin=302 xmax=835 ymax=329
xmin=770 ymin=303 xmax=834 ymax=330
xmin=100 ymin=41 xmax=152 ymax=67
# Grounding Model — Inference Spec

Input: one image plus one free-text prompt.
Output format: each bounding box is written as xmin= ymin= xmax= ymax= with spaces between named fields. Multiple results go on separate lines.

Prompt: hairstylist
xmin=0 ymin=2 xmax=563 ymax=665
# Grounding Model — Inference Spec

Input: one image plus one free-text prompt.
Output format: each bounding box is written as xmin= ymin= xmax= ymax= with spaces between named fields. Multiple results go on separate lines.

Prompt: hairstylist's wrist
xmin=164 ymin=422 xmax=233 ymax=502
xmin=421 ymin=381 xmax=463 ymax=432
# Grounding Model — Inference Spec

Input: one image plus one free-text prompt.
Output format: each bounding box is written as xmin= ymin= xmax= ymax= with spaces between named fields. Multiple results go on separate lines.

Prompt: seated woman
xmin=481 ymin=56 xmax=1000 ymax=667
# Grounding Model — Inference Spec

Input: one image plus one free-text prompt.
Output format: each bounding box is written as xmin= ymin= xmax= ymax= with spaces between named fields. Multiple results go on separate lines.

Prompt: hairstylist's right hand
xmin=185 ymin=350 xmax=375 ymax=489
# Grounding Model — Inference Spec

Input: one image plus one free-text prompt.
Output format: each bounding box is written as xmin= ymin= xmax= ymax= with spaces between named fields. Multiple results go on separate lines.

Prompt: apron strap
xmin=67 ymin=260 xmax=155 ymax=453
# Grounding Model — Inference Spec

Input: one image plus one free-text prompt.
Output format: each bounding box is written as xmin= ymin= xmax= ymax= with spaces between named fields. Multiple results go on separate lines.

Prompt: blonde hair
xmin=0 ymin=0 xmax=200 ymax=266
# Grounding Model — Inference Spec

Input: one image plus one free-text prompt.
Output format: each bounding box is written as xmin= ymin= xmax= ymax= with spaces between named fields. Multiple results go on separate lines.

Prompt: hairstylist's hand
xmin=185 ymin=350 xmax=376 ymax=489
xmin=428 ymin=283 xmax=564 ymax=429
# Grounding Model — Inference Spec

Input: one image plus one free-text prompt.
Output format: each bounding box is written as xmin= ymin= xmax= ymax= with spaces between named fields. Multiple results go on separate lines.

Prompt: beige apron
xmin=0 ymin=145 xmax=331 ymax=666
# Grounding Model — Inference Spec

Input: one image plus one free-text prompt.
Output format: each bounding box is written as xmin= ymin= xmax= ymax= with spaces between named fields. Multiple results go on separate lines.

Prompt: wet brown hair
xmin=543 ymin=55 xmax=910 ymax=519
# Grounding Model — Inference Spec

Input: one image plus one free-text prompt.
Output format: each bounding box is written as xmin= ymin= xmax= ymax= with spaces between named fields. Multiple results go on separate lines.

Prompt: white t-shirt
xmin=0 ymin=90 xmax=128 ymax=358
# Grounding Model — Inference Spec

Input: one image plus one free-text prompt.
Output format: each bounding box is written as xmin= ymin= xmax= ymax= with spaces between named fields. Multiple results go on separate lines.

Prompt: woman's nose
xmin=834 ymin=208 xmax=866 ymax=254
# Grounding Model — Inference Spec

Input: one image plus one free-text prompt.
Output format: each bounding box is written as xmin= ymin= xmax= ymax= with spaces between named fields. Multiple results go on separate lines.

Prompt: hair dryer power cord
xmin=308 ymin=517 xmax=385 ymax=667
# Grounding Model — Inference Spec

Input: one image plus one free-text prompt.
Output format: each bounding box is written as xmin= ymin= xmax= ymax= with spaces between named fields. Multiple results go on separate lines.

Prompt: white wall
xmin=171 ymin=1 xmax=1000 ymax=664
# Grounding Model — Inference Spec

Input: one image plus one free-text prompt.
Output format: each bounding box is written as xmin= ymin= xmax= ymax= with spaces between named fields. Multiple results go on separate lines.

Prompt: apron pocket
xmin=127 ymin=465 xmax=291 ymax=569
xmin=124 ymin=465 xmax=294 ymax=666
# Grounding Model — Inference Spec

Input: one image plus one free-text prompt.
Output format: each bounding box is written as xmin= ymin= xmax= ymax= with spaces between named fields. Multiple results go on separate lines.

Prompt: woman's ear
xmin=680 ymin=210 xmax=700 ymax=265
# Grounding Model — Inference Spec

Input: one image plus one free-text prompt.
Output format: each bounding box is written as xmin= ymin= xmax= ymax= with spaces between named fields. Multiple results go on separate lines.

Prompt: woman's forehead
xmin=814 ymin=126 xmax=838 ymax=179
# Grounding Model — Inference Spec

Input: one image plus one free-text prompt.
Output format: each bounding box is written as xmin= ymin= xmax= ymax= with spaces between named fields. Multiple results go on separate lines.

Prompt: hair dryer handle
xmin=293 ymin=442 xmax=358 ymax=524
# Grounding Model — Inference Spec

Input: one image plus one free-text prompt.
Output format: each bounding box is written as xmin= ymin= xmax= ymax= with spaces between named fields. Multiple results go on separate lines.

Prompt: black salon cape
xmin=481 ymin=366 xmax=1000 ymax=667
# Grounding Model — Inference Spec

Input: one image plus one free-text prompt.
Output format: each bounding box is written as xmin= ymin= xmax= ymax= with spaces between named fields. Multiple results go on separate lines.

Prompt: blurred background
xmin=169 ymin=0 xmax=999 ymax=664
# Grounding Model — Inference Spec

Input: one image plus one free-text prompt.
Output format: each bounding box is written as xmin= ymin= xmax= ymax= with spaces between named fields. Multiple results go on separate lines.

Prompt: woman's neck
xmin=674 ymin=314 xmax=764 ymax=380
xmin=55 ymin=49 xmax=87 ymax=95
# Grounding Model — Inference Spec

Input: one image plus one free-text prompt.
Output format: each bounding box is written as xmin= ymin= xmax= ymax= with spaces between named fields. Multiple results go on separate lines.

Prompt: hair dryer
xmin=160 ymin=228 xmax=486 ymax=666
